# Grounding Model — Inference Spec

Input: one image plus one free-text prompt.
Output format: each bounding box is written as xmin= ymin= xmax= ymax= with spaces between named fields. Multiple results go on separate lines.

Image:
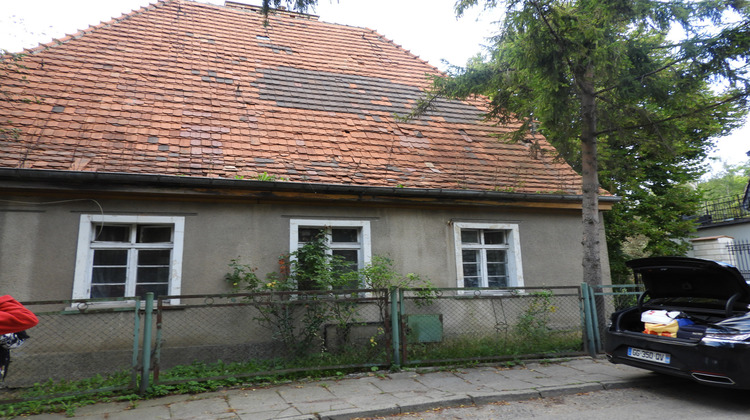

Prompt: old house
xmin=0 ymin=0 xmax=616 ymax=305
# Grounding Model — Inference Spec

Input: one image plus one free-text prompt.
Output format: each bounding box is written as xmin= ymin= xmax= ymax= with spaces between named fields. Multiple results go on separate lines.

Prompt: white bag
xmin=641 ymin=310 xmax=680 ymax=324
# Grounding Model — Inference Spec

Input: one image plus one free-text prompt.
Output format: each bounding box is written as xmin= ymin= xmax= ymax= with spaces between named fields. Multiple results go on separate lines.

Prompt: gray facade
xmin=694 ymin=221 xmax=750 ymax=242
xmin=0 ymin=171 xmax=612 ymax=301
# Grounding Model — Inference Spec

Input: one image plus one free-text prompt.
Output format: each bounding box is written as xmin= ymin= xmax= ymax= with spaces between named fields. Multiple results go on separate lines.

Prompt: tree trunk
xmin=579 ymin=65 xmax=602 ymax=287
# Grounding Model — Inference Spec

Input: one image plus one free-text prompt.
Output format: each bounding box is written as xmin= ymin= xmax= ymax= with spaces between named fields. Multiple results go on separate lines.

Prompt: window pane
xmin=138 ymin=250 xmax=171 ymax=265
xmin=463 ymin=263 xmax=479 ymax=277
xmin=486 ymin=250 xmax=506 ymax=263
xmin=483 ymin=230 xmax=506 ymax=245
xmin=462 ymin=250 xmax=478 ymax=263
xmin=136 ymin=284 xmax=168 ymax=299
xmin=137 ymin=267 xmax=170 ymax=283
xmin=331 ymin=250 xmax=360 ymax=290
xmin=464 ymin=277 xmax=479 ymax=288
xmin=462 ymin=249 xmax=480 ymax=280
xmin=94 ymin=225 xmax=130 ymax=242
xmin=487 ymin=262 xmax=507 ymax=276
xmin=137 ymin=226 xmax=172 ymax=243
xmin=92 ymin=249 xmax=127 ymax=285
xmin=91 ymin=284 xmax=125 ymax=298
xmin=461 ymin=229 xmax=479 ymax=244
xmin=92 ymin=267 xmax=127 ymax=284
xmin=488 ymin=277 xmax=508 ymax=288
xmin=93 ymin=249 xmax=128 ymax=265
xmin=298 ymin=228 xmax=323 ymax=243
xmin=332 ymin=249 xmax=358 ymax=269
xmin=331 ymin=228 xmax=358 ymax=243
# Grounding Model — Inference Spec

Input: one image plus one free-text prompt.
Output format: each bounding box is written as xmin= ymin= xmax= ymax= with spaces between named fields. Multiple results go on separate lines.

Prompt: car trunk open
xmin=614 ymin=257 xmax=750 ymax=338
xmin=606 ymin=257 xmax=750 ymax=388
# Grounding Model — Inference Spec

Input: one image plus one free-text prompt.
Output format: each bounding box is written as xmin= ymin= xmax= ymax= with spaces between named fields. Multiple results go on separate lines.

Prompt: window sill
xmin=454 ymin=289 xmax=526 ymax=297
xmin=64 ymin=299 xmax=182 ymax=313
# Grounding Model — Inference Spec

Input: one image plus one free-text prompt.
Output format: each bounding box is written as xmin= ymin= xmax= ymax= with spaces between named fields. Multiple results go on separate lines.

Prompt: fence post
xmin=390 ymin=287 xmax=401 ymax=368
xmin=581 ymin=284 xmax=597 ymax=357
xmin=589 ymin=286 xmax=602 ymax=353
xmin=130 ymin=296 xmax=141 ymax=390
xmin=153 ymin=296 xmax=163 ymax=384
xmin=139 ymin=292 xmax=154 ymax=394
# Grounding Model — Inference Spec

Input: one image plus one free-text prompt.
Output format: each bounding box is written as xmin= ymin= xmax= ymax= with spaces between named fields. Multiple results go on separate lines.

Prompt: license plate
xmin=627 ymin=347 xmax=671 ymax=364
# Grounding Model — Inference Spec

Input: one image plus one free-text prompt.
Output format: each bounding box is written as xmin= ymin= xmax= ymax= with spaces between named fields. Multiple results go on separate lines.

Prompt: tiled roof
xmin=0 ymin=0 xmax=584 ymax=194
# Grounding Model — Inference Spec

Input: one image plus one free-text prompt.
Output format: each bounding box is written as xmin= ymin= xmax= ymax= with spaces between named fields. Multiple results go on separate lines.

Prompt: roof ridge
xmin=356 ymin=27 xmax=443 ymax=76
xmin=21 ymin=0 xmax=174 ymax=56
xmin=224 ymin=1 xmax=320 ymax=20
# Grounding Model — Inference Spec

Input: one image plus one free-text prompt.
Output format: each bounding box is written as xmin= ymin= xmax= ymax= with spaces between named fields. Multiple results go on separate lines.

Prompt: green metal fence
xmin=1 ymin=285 xmax=634 ymax=403
xmin=580 ymin=283 xmax=645 ymax=355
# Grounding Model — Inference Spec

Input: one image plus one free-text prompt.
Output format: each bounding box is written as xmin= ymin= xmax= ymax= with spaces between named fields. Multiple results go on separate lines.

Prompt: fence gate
xmin=728 ymin=239 xmax=750 ymax=282
xmin=582 ymin=283 xmax=645 ymax=356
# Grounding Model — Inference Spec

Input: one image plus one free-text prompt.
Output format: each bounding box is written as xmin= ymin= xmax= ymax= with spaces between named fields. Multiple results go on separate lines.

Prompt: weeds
xmin=406 ymin=331 xmax=581 ymax=363
xmin=514 ymin=290 xmax=556 ymax=343
xmin=0 ymin=328 xmax=581 ymax=417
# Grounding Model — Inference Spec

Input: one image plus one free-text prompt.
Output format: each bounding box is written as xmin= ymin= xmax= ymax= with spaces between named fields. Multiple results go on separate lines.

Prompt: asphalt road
xmin=369 ymin=375 xmax=750 ymax=419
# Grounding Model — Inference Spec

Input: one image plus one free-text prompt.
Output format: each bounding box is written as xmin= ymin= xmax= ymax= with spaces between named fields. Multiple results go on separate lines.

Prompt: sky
xmin=1 ymin=0 xmax=747 ymax=176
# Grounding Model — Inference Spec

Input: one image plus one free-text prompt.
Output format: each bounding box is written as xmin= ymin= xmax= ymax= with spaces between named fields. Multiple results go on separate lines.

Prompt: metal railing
xmin=695 ymin=194 xmax=750 ymax=225
xmin=728 ymin=239 xmax=750 ymax=281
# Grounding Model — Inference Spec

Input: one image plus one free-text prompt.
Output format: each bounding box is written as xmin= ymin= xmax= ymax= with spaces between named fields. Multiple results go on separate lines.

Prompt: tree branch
xmin=594 ymin=90 xmax=748 ymax=136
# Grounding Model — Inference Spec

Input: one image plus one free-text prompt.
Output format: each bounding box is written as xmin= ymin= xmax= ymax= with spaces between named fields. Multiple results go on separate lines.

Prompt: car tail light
xmin=701 ymin=332 xmax=750 ymax=344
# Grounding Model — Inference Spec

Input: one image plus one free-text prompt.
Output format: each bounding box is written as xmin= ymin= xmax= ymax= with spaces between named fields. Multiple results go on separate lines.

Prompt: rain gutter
xmin=0 ymin=168 xmax=620 ymax=205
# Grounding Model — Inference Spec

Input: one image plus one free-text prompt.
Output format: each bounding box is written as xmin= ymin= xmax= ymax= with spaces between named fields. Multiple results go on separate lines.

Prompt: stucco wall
xmin=694 ymin=221 xmax=750 ymax=242
xmin=0 ymin=194 xmax=610 ymax=300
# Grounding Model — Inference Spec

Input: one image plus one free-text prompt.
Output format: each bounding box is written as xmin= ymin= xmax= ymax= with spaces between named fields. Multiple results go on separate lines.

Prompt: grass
xmin=406 ymin=330 xmax=583 ymax=363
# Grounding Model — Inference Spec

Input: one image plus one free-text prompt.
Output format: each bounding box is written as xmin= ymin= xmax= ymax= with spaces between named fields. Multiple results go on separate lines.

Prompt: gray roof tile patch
xmin=252 ymin=66 xmax=483 ymax=124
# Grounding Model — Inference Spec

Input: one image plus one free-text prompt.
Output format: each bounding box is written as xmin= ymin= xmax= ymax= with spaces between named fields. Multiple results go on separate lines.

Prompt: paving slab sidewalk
xmin=23 ymin=356 xmax=658 ymax=420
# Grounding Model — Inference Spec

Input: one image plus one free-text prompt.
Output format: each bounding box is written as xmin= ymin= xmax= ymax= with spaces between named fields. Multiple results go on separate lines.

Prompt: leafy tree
xmin=697 ymin=159 xmax=750 ymax=200
xmin=411 ymin=0 xmax=750 ymax=286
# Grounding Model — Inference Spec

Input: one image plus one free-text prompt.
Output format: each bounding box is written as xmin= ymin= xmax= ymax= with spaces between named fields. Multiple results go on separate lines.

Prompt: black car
xmin=605 ymin=256 xmax=750 ymax=388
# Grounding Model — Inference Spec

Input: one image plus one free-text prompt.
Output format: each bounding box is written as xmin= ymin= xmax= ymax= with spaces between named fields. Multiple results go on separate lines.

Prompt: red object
xmin=0 ymin=296 xmax=38 ymax=334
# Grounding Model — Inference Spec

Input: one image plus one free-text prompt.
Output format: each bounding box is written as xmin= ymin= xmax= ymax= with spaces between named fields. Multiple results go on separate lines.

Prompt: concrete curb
xmin=323 ymin=377 xmax=652 ymax=419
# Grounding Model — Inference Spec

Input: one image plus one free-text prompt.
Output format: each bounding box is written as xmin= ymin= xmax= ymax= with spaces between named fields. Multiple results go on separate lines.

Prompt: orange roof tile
xmin=0 ymin=0 xmax=584 ymax=194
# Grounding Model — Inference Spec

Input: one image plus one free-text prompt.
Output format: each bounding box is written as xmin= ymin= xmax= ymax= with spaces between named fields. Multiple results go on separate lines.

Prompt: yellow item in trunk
xmin=643 ymin=321 xmax=679 ymax=337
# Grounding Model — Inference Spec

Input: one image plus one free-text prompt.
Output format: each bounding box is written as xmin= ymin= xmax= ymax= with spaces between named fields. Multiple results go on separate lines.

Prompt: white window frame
xmin=289 ymin=219 xmax=372 ymax=287
xmin=453 ymin=222 xmax=524 ymax=290
xmin=73 ymin=215 xmax=185 ymax=305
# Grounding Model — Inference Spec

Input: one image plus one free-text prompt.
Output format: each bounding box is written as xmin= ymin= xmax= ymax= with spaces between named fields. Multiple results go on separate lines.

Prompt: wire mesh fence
xmin=1 ymin=286 xmax=600 ymax=404
xmin=0 ymin=298 xmax=141 ymax=402
xmin=152 ymin=290 xmax=392 ymax=386
xmin=399 ymin=287 xmax=585 ymax=364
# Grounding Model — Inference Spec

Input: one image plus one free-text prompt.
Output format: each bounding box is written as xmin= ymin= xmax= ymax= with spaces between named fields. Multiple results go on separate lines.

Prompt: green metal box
xmin=406 ymin=314 xmax=443 ymax=343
